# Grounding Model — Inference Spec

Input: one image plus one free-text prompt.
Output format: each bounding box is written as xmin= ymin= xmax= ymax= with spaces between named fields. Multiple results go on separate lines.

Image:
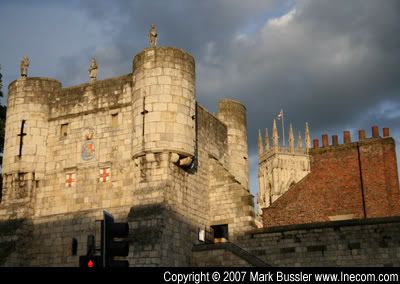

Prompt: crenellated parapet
xmin=311 ymin=125 xmax=392 ymax=150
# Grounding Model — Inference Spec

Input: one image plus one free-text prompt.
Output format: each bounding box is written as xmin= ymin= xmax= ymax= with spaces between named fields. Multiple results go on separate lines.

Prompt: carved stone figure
xmin=88 ymin=58 xmax=98 ymax=82
xmin=20 ymin=56 xmax=29 ymax=77
xmin=149 ymin=24 xmax=158 ymax=48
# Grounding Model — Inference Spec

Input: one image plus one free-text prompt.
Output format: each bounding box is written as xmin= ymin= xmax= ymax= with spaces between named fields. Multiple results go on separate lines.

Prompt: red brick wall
xmin=363 ymin=138 xmax=400 ymax=216
xmin=263 ymin=133 xmax=400 ymax=227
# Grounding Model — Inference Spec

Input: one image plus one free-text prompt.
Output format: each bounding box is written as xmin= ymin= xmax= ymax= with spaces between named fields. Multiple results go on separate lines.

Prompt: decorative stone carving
xmin=20 ymin=56 xmax=29 ymax=77
xmin=88 ymin=58 xmax=98 ymax=82
xmin=149 ymin=24 xmax=158 ymax=48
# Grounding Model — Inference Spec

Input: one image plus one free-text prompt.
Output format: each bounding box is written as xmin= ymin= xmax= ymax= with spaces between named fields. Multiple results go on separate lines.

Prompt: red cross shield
xmin=65 ymin=173 xmax=76 ymax=187
xmin=99 ymin=168 xmax=110 ymax=183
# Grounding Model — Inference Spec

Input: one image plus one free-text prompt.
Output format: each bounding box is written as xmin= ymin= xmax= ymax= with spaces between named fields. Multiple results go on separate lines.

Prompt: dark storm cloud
xmin=74 ymin=0 xmax=278 ymax=90
xmin=1 ymin=0 xmax=399 ymax=194
xmin=77 ymin=0 xmax=400 ymax=134
xmin=75 ymin=0 xmax=400 ymax=193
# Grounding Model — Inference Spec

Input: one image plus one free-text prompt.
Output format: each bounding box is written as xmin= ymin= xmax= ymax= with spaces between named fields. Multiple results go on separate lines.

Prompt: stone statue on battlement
xmin=149 ymin=24 xmax=158 ymax=48
xmin=88 ymin=58 xmax=98 ymax=82
xmin=20 ymin=56 xmax=29 ymax=77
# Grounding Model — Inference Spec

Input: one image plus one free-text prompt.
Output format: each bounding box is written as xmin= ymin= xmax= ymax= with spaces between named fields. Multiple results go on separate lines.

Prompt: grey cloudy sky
xmin=1 ymin=0 xmax=400 ymax=197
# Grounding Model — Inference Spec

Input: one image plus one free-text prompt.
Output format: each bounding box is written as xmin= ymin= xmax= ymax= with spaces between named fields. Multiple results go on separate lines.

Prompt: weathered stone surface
xmin=239 ymin=217 xmax=400 ymax=267
xmin=0 ymin=45 xmax=254 ymax=267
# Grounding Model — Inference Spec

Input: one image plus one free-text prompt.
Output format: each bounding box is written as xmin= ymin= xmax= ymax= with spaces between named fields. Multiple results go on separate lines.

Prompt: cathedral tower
xmin=257 ymin=122 xmax=311 ymax=216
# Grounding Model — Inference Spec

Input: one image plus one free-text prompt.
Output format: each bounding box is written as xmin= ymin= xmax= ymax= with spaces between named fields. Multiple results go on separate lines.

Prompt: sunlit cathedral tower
xmin=257 ymin=121 xmax=311 ymax=216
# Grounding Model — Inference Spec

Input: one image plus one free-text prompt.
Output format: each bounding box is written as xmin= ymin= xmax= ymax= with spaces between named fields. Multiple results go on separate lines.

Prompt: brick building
xmin=262 ymin=126 xmax=400 ymax=227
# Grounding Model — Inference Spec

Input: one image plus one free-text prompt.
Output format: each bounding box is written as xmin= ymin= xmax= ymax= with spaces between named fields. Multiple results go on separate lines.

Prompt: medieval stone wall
xmin=217 ymin=99 xmax=249 ymax=189
xmin=208 ymin=157 xmax=255 ymax=240
xmin=239 ymin=217 xmax=400 ymax=267
xmin=0 ymin=45 xmax=254 ymax=266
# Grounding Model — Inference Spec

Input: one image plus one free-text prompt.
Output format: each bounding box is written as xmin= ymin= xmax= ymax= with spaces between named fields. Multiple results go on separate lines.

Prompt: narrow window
xmin=111 ymin=113 xmax=119 ymax=128
xmin=61 ymin=123 xmax=69 ymax=137
xmin=71 ymin=238 xmax=78 ymax=256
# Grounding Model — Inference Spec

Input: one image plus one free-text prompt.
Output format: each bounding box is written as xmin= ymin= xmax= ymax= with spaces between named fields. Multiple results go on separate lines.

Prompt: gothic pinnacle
xmin=305 ymin=122 xmax=311 ymax=149
xmin=298 ymin=131 xmax=303 ymax=150
xmin=258 ymin=129 xmax=264 ymax=156
xmin=273 ymin=119 xmax=279 ymax=149
xmin=265 ymin=128 xmax=270 ymax=151
xmin=289 ymin=124 xmax=295 ymax=153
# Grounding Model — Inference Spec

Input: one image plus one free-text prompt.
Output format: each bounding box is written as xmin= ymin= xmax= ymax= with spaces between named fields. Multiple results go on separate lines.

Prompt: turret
xmin=218 ymin=99 xmax=249 ymax=189
xmin=2 ymin=71 xmax=60 ymax=216
xmin=131 ymin=46 xmax=196 ymax=162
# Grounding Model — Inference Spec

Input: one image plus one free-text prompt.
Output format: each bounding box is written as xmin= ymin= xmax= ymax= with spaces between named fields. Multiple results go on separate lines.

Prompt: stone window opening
xmin=71 ymin=238 xmax=78 ymax=256
xmin=211 ymin=224 xmax=228 ymax=243
xmin=111 ymin=113 xmax=119 ymax=128
xmin=61 ymin=123 xmax=69 ymax=137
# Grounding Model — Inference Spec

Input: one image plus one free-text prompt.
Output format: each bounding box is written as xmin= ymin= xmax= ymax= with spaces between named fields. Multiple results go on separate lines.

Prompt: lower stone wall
xmin=1 ymin=206 xmax=131 ymax=267
xmin=128 ymin=203 xmax=200 ymax=266
xmin=208 ymin=158 xmax=256 ymax=240
xmin=192 ymin=243 xmax=269 ymax=267
xmin=0 ymin=218 xmax=31 ymax=266
xmin=238 ymin=217 xmax=400 ymax=267
xmin=193 ymin=247 xmax=252 ymax=267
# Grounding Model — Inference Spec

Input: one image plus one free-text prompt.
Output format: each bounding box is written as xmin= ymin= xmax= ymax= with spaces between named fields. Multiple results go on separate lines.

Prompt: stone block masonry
xmin=239 ymin=216 xmax=400 ymax=267
xmin=0 ymin=41 xmax=255 ymax=266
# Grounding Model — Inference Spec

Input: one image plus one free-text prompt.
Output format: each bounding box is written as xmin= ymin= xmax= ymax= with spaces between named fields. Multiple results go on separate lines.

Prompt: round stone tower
xmin=218 ymin=99 xmax=249 ymax=189
xmin=3 ymin=78 xmax=61 ymax=179
xmin=131 ymin=47 xmax=196 ymax=160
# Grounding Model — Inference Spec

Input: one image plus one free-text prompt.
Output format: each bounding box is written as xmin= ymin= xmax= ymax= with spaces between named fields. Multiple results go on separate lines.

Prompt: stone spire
xmin=273 ymin=119 xmax=279 ymax=149
xmin=305 ymin=122 xmax=311 ymax=149
xmin=289 ymin=124 xmax=295 ymax=153
xmin=298 ymin=131 xmax=303 ymax=150
xmin=258 ymin=129 xmax=264 ymax=156
xmin=265 ymin=128 xmax=270 ymax=151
